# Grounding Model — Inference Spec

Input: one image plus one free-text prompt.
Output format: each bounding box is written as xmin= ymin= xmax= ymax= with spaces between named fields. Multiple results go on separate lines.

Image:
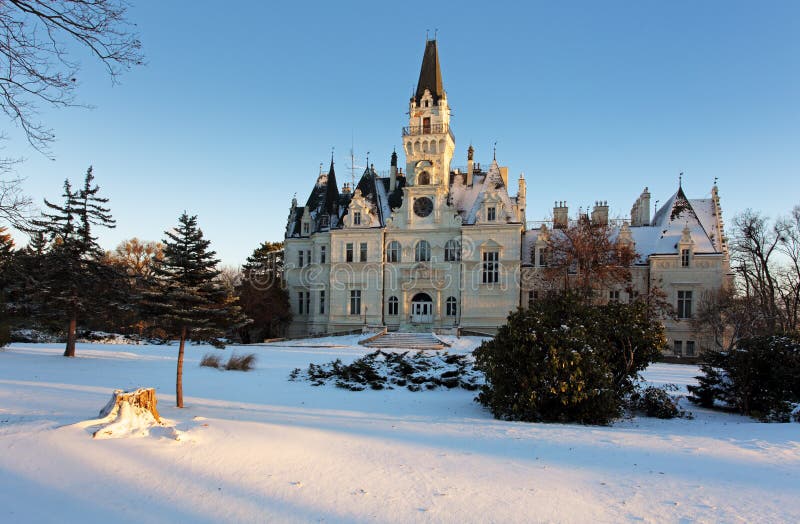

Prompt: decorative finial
xmin=493 ymin=141 xmax=497 ymax=161
xmin=426 ymin=29 xmax=429 ymax=40
xmin=319 ymin=162 xmax=323 ymax=175
xmin=331 ymin=146 xmax=335 ymax=162
xmin=434 ymin=28 xmax=438 ymax=39
xmin=714 ymin=176 xmax=718 ymax=186
xmin=679 ymin=172 xmax=683 ymax=188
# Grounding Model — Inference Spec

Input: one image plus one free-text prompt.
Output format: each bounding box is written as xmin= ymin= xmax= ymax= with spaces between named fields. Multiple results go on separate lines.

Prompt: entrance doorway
xmin=410 ymin=292 xmax=434 ymax=324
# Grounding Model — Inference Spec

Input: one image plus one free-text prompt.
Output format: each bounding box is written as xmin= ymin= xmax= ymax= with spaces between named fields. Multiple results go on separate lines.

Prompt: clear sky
xmin=5 ymin=0 xmax=799 ymax=266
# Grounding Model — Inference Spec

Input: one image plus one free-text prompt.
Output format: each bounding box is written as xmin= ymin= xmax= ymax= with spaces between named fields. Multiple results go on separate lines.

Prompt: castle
xmin=284 ymin=40 xmax=732 ymax=356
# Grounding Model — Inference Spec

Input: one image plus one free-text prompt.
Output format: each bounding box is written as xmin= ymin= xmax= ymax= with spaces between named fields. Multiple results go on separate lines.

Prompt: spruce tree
xmin=146 ymin=212 xmax=248 ymax=407
xmin=30 ymin=167 xmax=118 ymax=356
xmin=0 ymin=226 xmax=14 ymax=346
xmin=236 ymin=241 xmax=291 ymax=342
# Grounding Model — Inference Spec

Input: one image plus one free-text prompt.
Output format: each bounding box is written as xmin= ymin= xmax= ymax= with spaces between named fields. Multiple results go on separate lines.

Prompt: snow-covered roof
xmin=450 ymin=160 xmax=518 ymax=225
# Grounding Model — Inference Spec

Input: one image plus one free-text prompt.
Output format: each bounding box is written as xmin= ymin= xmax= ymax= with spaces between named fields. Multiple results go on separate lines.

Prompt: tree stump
xmin=78 ymin=388 xmax=163 ymax=439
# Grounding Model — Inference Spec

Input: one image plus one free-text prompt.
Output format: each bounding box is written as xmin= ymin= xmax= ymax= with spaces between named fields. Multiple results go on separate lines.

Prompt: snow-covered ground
xmin=1 ymin=337 xmax=798 ymax=523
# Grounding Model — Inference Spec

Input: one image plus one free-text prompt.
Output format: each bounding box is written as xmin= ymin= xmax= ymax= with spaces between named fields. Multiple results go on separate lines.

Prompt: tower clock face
xmin=413 ymin=197 xmax=433 ymax=218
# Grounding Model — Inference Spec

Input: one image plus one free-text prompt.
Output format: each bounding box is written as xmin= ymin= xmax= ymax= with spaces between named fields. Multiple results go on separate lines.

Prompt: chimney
xmin=640 ymin=187 xmax=651 ymax=226
xmin=389 ymin=150 xmax=398 ymax=191
xmin=517 ymin=173 xmax=526 ymax=224
xmin=466 ymin=145 xmax=474 ymax=186
xmin=553 ymin=201 xmax=568 ymax=229
xmin=591 ymin=200 xmax=609 ymax=226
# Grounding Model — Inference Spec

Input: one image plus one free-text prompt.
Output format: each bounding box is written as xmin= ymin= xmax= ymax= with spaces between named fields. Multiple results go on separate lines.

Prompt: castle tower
xmin=402 ymin=39 xmax=455 ymax=188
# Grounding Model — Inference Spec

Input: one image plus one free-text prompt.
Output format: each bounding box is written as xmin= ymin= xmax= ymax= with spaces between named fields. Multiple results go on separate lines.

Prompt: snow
xmin=1 ymin=338 xmax=798 ymax=523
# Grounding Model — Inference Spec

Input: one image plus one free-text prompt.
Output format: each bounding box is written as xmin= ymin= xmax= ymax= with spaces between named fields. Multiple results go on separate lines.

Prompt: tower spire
xmin=415 ymin=39 xmax=444 ymax=105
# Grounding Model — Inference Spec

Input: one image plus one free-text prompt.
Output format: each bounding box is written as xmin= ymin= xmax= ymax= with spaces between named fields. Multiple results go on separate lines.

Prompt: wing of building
xmin=284 ymin=40 xmax=732 ymax=356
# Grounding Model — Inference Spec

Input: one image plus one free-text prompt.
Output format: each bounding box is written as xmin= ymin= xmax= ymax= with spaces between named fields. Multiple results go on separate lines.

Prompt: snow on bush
xmin=289 ymin=350 xmax=482 ymax=392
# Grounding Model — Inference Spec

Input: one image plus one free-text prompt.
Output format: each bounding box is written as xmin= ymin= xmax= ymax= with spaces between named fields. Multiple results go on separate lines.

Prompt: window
xmin=609 ymin=290 xmax=620 ymax=303
xmin=303 ymin=222 xmax=309 ymax=234
xmin=319 ymin=290 xmax=325 ymax=315
xmin=686 ymin=340 xmax=696 ymax=356
xmin=528 ymin=290 xmax=538 ymax=308
xmin=388 ymin=296 xmax=399 ymax=316
xmin=674 ymin=340 xmax=683 ymax=356
xmin=360 ymin=242 xmax=367 ymax=262
xmin=349 ymin=290 xmax=361 ymax=315
xmin=387 ymin=241 xmax=401 ymax=263
xmin=297 ymin=291 xmax=309 ymax=315
xmin=298 ymin=250 xmax=305 ymax=268
xmin=487 ymin=206 xmax=496 ymax=221
xmin=345 ymin=243 xmax=354 ymax=263
xmin=423 ymin=116 xmax=431 ymax=132
xmin=319 ymin=214 xmax=329 ymax=228
xmin=415 ymin=240 xmax=431 ymax=262
xmin=681 ymin=248 xmax=690 ymax=267
xmin=482 ymin=251 xmax=499 ymax=284
xmin=446 ymin=297 xmax=457 ymax=317
xmin=677 ymin=290 xmax=693 ymax=319
xmin=537 ymin=248 xmax=547 ymax=267
xmin=353 ymin=211 xmax=361 ymax=226
xmin=444 ymin=239 xmax=461 ymax=261
xmin=418 ymin=171 xmax=430 ymax=185
xmin=320 ymin=245 xmax=326 ymax=264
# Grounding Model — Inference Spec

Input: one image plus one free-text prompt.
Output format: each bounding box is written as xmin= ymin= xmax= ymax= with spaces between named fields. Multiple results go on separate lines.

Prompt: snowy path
xmin=1 ymin=340 xmax=798 ymax=523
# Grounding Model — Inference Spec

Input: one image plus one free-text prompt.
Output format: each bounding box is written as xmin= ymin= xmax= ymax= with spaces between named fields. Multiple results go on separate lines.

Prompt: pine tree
xmin=0 ymin=226 xmax=14 ymax=346
xmin=236 ymin=241 xmax=291 ymax=342
xmin=146 ymin=212 xmax=248 ymax=408
xmin=29 ymin=167 xmax=118 ymax=356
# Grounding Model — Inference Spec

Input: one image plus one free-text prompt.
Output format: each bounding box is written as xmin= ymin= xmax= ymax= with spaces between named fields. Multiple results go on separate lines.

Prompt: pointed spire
xmin=391 ymin=148 xmax=398 ymax=167
xmin=415 ymin=39 xmax=444 ymax=105
xmin=325 ymin=155 xmax=339 ymax=216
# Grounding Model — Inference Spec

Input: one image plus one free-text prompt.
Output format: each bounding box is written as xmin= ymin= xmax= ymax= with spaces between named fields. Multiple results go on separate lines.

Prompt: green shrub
xmin=225 ymin=353 xmax=257 ymax=371
xmin=474 ymin=294 xmax=666 ymax=425
xmin=688 ymin=334 xmax=800 ymax=422
xmin=629 ymin=385 xmax=681 ymax=419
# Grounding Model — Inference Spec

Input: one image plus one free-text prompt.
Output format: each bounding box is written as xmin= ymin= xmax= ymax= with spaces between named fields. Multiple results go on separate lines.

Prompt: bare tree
xmin=0 ymin=0 xmax=143 ymax=154
xmin=543 ymin=216 xmax=638 ymax=301
xmin=0 ymin=173 xmax=32 ymax=228
xmin=107 ymin=237 xmax=162 ymax=280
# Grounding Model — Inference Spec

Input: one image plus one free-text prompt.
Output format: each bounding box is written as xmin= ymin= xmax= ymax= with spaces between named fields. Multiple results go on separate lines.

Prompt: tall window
xmin=482 ymin=251 xmax=499 ymax=284
xmin=319 ymin=290 xmax=325 ymax=315
xmin=444 ymin=239 xmax=461 ymax=261
xmin=353 ymin=211 xmax=361 ymax=225
xmin=345 ymin=243 xmax=353 ymax=263
xmin=298 ymin=250 xmax=305 ymax=268
xmin=360 ymin=242 xmax=368 ymax=262
xmin=388 ymin=296 xmax=399 ymax=316
xmin=609 ymin=290 xmax=620 ymax=303
xmin=537 ymin=248 xmax=548 ymax=267
xmin=297 ymin=291 xmax=304 ymax=315
xmin=487 ymin=206 xmax=496 ymax=221
xmin=320 ymin=245 xmax=326 ymax=264
xmin=528 ymin=290 xmax=538 ymax=308
xmin=303 ymin=222 xmax=309 ymax=235
xmin=677 ymin=290 xmax=693 ymax=319
xmin=415 ymin=240 xmax=431 ymax=262
xmin=686 ymin=340 xmax=696 ymax=356
xmin=674 ymin=340 xmax=683 ymax=355
xmin=349 ymin=290 xmax=361 ymax=315
xmin=387 ymin=241 xmax=401 ymax=263
xmin=297 ymin=291 xmax=309 ymax=315
xmin=446 ymin=297 xmax=457 ymax=317
xmin=422 ymin=117 xmax=431 ymax=133
xmin=681 ymin=249 xmax=690 ymax=267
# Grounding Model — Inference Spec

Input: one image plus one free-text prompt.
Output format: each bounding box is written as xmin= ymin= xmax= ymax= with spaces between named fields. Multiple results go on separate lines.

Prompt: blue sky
xmin=5 ymin=1 xmax=799 ymax=265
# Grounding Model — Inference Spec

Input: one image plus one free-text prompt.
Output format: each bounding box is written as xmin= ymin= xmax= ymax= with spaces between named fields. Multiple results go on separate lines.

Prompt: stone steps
xmin=362 ymin=332 xmax=447 ymax=350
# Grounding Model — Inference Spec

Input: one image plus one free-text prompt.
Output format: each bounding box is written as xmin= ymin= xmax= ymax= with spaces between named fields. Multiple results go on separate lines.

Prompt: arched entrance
xmin=410 ymin=292 xmax=433 ymax=324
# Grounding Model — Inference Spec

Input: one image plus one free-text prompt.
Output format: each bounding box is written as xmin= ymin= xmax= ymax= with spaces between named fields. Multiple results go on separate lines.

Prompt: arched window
xmin=444 ymin=239 xmax=461 ymax=261
xmin=418 ymin=171 xmax=430 ymax=185
xmin=415 ymin=240 xmax=431 ymax=262
xmin=388 ymin=296 xmax=399 ymax=316
xmin=446 ymin=297 xmax=457 ymax=317
xmin=386 ymin=240 xmax=401 ymax=263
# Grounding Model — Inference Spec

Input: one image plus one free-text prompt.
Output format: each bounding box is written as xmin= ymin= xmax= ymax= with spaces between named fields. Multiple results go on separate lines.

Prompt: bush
xmin=474 ymin=294 xmax=666 ymax=425
xmin=200 ymin=353 xmax=222 ymax=368
xmin=688 ymin=334 xmax=800 ymax=422
xmin=225 ymin=353 xmax=257 ymax=371
xmin=629 ymin=385 xmax=681 ymax=419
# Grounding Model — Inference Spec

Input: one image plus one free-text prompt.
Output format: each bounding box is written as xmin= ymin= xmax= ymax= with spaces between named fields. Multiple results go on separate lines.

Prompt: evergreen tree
xmin=145 ymin=212 xmax=248 ymax=407
xmin=29 ymin=167 xmax=118 ymax=356
xmin=0 ymin=226 xmax=14 ymax=347
xmin=236 ymin=241 xmax=291 ymax=342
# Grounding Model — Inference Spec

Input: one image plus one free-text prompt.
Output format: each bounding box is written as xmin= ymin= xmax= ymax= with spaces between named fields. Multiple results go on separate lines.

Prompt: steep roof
xmin=324 ymin=158 xmax=340 ymax=216
xmin=450 ymin=160 xmax=518 ymax=225
xmin=415 ymin=39 xmax=444 ymax=105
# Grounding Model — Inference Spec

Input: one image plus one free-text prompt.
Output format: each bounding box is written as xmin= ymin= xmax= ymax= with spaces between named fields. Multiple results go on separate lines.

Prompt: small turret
xmin=517 ymin=172 xmax=527 ymax=224
xmin=389 ymin=149 xmax=398 ymax=191
xmin=630 ymin=187 xmax=651 ymax=226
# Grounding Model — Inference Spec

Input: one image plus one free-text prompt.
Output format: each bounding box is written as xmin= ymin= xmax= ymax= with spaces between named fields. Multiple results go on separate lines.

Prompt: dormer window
xmin=319 ymin=215 xmax=329 ymax=228
xmin=681 ymin=248 xmax=690 ymax=267
xmin=353 ymin=211 xmax=361 ymax=226
xmin=303 ymin=222 xmax=309 ymax=234
xmin=487 ymin=207 xmax=496 ymax=221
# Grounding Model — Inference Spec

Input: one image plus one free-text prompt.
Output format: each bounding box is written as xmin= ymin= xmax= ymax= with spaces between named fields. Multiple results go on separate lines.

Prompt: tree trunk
xmin=64 ymin=313 xmax=77 ymax=357
xmin=176 ymin=326 xmax=186 ymax=408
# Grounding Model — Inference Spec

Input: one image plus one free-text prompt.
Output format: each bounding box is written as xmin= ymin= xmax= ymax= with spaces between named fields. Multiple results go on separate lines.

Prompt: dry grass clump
xmin=225 ymin=353 xmax=257 ymax=371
